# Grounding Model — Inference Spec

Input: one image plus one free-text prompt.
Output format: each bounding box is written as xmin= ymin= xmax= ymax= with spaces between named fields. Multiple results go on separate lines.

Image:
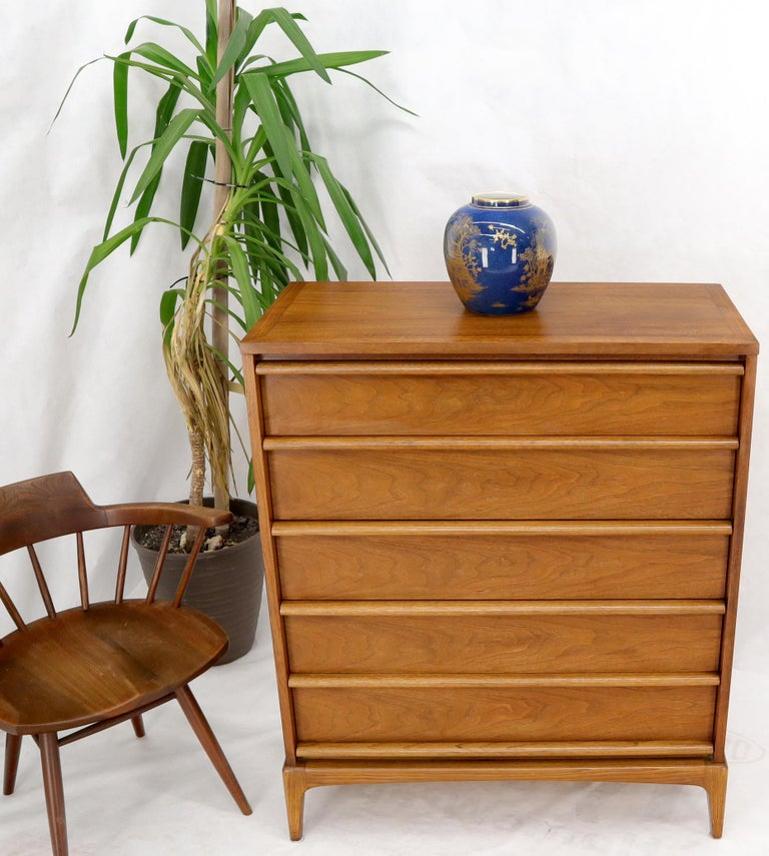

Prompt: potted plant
xmin=58 ymin=1 xmax=410 ymax=662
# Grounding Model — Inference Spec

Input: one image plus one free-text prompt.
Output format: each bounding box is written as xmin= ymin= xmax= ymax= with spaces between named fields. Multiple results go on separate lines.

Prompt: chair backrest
xmin=0 ymin=472 xmax=232 ymax=636
xmin=0 ymin=472 xmax=107 ymax=557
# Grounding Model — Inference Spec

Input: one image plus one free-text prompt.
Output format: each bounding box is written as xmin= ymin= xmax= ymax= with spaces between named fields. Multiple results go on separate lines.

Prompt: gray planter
xmin=132 ymin=498 xmax=263 ymax=664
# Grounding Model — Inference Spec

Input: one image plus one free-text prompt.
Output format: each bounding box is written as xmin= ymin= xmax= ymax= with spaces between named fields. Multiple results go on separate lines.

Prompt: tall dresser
xmin=241 ymin=281 xmax=757 ymax=840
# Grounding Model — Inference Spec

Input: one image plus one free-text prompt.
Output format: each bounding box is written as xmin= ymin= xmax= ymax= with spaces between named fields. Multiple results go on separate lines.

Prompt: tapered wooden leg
xmin=131 ymin=715 xmax=146 ymax=738
xmin=283 ymin=765 xmax=307 ymax=841
xmin=4 ymin=734 xmax=22 ymax=795
xmin=175 ymin=685 xmax=252 ymax=816
xmin=39 ymin=733 xmax=68 ymax=856
xmin=704 ymin=762 xmax=727 ymax=838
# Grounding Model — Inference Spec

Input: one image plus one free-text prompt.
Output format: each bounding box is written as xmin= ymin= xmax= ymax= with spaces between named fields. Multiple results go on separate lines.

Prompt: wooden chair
xmin=0 ymin=472 xmax=252 ymax=855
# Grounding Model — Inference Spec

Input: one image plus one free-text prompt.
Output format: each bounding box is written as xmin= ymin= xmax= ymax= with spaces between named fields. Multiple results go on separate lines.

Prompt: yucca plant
xmin=58 ymin=1 xmax=409 ymax=528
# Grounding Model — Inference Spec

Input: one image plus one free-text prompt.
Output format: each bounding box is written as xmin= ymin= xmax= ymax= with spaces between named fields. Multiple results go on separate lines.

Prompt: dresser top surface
xmin=240 ymin=281 xmax=757 ymax=358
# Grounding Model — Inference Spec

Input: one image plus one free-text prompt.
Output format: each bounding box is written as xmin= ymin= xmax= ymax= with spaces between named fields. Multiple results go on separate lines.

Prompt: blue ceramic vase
xmin=444 ymin=193 xmax=557 ymax=315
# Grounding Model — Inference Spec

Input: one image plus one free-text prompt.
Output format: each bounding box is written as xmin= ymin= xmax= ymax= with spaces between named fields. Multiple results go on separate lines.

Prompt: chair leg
xmin=175 ymin=685 xmax=252 ymax=816
xmin=39 ymin=733 xmax=68 ymax=856
xmin=4 ymin=734 xmax=22 ymax=795
xmin=131 ymin=715 xmax=146 ymax=739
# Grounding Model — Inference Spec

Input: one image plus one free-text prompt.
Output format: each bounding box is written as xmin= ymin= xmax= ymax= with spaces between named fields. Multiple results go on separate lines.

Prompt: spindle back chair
xmin=0 ymin=472 xmax=252 ymax=856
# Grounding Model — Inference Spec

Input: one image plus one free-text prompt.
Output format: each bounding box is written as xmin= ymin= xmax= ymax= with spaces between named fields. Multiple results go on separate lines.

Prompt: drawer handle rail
xmin=256 ymin=361 xmax=745 ymax=376
xmin=295 ymin=741 xmax=715 ymax=759
xmin=280 ymin=600 xmax=726 ymax=616
xmin=288 ymin=673 xmax=721 ymax=688
xmin=273 ymin=520 xmax=734 ymax=536
xmin=264 ymin=436 xmax=739 ymax=451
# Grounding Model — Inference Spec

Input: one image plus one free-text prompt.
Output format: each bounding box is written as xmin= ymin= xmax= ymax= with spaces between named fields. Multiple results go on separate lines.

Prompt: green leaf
xmin=224 ymin=236 xmax=263 ymax=328
xmin=180 ymin=141 xmax=209 ymax=249
xmin=246 ymin=77 xmax=325 ymax=226
xmin=205 ymin=0 xmax=218 ymax=68
xmin=312 ymin=155 xmax=376 ymax=278
xmin=130 ymin=83 xmax=183 ymax=252
xmin=131 ymin=42 xmax=199 ymax=79
xmin=49 ymin=56 xmax=103 ymax=132
xmin=337 ymin=67 xmax=418 ymax=116
xmin=102 ymin=140 xmax=151 ymax=240
xmin=341 ymin=183 xmax=391 ymax=275
xmin=159 ymin=287 xmax=185 ymax=344
xmin=247 ymin=460 xmax=255 ymax=495
xmin=213 ymin=8 xmax=251 ymax=85
xmin=113 ymin=52 xmax=129 ymax=158
xmin=243 ymin=73 xmax=292 ymax=181
xmin=72 ymin=217 xmax=156 ymax=334
xmin=130 ymin=107 xmax=200 ymax=204
xmin=322 ymin=235 xmax=348 ymax=281
xmin=125 ymin=15 xmax=208 ymax=59
xmin=266 ymin=7 xmax=331 ymax=83
xmin=247 ymin=50 xmax=387 ymax=79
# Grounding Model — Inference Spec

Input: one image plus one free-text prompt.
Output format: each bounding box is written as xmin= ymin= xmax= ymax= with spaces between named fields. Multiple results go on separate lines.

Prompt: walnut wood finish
xmin=240 ymin=281 xmax=757 ymax=841
xmin=275 ymin=523 xmax=730 ymax=600
xmin=282 ymin=759 xmax=729 ymax=840
xmin=268 ymin=443 xmax=735 ymax=521
xmin=0 ymin=472 xmax=251 ymax=855
xmin=241 ymin=281 xmax=757 ymax=358
xmin=261 ymin=362 xmax=741 ymax=437
xmin=284 ymin=611 xmax=723 ymax=674
xmin=292 ymin=685 xmax=718 ymax=743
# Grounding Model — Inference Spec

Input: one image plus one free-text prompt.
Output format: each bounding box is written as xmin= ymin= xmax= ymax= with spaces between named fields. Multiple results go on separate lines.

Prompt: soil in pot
xmin=132 ymin=498 xmax=263 ymax=665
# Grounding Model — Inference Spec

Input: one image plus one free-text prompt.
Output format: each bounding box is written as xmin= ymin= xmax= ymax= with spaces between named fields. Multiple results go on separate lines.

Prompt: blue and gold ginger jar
xmin=444 ymin=193 xmax=557 ymax=315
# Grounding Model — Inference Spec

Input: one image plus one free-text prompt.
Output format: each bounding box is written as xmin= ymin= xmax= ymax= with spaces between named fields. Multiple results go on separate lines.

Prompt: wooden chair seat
xmin=0 ymin=601 xmax=228 ymax=735
xmin=0 ymin=472 xmax=252 ymax=855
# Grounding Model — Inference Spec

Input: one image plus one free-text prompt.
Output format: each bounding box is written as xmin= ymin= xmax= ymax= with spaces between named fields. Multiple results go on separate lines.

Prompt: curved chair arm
xmin=101 ymin=503 xmax=234 ymax=530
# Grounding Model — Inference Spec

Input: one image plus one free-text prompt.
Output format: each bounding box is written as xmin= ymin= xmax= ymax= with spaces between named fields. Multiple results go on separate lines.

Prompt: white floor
xmin=2 ymin=606 xmax=769 ymax=856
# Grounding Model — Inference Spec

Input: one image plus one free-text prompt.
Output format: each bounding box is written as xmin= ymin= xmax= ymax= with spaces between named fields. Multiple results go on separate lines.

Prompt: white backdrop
xmin=1 ymin=1 xmax=768 ymax=853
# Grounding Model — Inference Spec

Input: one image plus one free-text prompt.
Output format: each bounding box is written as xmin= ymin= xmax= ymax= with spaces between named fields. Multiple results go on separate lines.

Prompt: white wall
xmin=1 ymin=0 xmax=767 ymax=666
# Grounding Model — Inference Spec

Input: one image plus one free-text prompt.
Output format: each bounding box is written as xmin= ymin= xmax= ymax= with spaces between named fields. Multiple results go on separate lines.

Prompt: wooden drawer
xmin=266 ymin=439 xmax=736 ymax=520
xmin=283 ymin=604 xmax=724 ymax=675
xmin=275 ymin=522 xmax=730 ymax=600
xmin=259 ymin=362 xmax=742 ymax=436
xmin=292 ymin=682 xmax=718 ymax=742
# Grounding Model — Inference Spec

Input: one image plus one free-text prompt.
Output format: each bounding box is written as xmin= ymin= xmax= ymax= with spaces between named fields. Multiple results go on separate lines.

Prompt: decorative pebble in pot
xmin=444 ymin=193 xmax=557 ymax=314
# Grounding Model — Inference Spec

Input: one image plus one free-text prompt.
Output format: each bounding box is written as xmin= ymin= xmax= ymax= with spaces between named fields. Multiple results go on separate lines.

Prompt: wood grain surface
xmin=0 ymin=602 xmax=226 ymax=734
xmin=268 ymin=446 xmax=735 ymax=520
xmin=292 ymin=685 xmax=717 ymax=742
xmin=240 ymin=282 xmax=757 ymax=358
xmin=262 ymin=364 xmax=740 ymax=436
xmin=275 ymin=524 xmax=729 ymax=600
xmin=284 ymin=612 xmax=723 ymax=674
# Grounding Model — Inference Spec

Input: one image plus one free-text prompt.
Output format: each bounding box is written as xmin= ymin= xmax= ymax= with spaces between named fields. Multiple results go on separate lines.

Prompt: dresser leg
xmin=283 ymin=765 xmax=307 ymax=841
xmin=704 ymin=762 xmax=727 ymax=838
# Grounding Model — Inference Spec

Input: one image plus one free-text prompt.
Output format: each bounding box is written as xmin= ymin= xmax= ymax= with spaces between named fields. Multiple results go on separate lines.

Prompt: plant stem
xmin=189 ymin=424 xmax=206 ymax=509
xmin=211 ymin=0 xmax=236 ymax=514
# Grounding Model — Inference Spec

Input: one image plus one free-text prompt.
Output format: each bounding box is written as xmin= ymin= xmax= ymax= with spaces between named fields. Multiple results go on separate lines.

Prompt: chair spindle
xmin=146 ymin=525 xmax=173 ymax=604
xmin=27 ymin=545 xmax=56 ymax=618
xmin=173 ymin=526 xmax=207 ymax=608
xmin=114 ymin=526 xmax=132 ymax=605
xmin=76 ymin=532 xmax=89 ymax=610
xmin=0 ymin=581 xmax=26 ymax=632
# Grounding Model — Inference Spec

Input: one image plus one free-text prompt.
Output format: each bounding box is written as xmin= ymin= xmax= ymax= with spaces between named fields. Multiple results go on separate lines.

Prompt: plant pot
xmin=132 ymin=498 xmax=263 ymax=665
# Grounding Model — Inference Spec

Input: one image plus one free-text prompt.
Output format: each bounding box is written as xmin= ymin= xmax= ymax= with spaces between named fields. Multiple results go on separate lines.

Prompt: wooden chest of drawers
xmin=241 ymin=281 xmax=757 ymax=840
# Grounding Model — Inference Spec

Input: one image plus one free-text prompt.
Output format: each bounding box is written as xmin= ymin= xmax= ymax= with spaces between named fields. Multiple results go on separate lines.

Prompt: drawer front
xmin=284 ymin=612 xmax=723 ymax=675
xmin=260 ymin=363 xmax=741 ymax=436
xmin=293 ymin=685 xmax=717 ymax=742
xmin=267 ymin=444 xmax=735 ymax=520
xmin=276 ymin=526 xmax=730 ymax=599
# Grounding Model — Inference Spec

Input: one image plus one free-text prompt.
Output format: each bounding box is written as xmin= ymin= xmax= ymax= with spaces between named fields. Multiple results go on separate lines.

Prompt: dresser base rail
xmin=282 ymin=758 xmax=727 ymax=841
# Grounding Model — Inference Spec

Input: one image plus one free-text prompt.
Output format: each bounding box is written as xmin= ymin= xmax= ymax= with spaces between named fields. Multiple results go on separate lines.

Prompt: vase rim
xmin=471 ymin=192 xmax=530 ymax=208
